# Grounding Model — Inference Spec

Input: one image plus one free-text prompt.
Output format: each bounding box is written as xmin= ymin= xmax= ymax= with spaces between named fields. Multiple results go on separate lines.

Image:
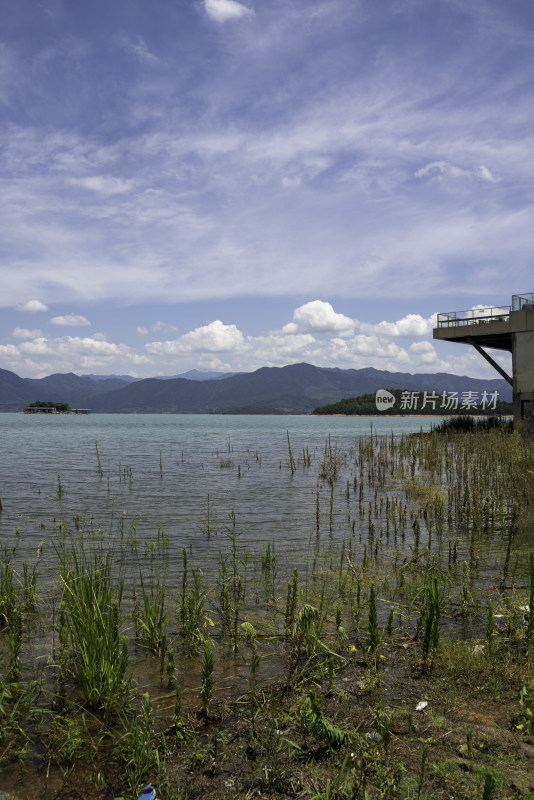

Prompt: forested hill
xmin=313 ymin=390 xmax=513 ymax=416
xmin=0 ymin=363 xmax=511 ymax=414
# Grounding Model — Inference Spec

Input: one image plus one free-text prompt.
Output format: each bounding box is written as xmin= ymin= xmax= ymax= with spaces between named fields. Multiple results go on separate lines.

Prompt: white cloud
xmin=50 ymin=314 xmax=91 ymax=327
xmin=12 ymin=327 xmax=43 ymax=339
xmin=67 ymin=176 xmax=134 ymax=194
xmin=16 ymin=299 xmax=48 ymax=312
xmin=204 ymin=0 xmax=254 ymax=23
xmin=147 ymin=319 xmax=245 ymax=355
xmin=137 ymin=322 xmax=178 ymax=335
xmin=282 ymin=301 xmax=355 ymax=337
xmin=1 ymin=335 xmax=149 ymax=377
xmin=415 ymin=161 xmax=470 ymax=180
xmin=478 ymin=165 xmax=499 ymax=182
xmin=151 ymin=321 xmax=178 ymax=333
xmin=0 ymin=307 xmax=513 ymax=382
xmin=359 ymin=313 xmax=437 ymax=338
xmin=415 ymin=161 xmax=500 ymax=185
xmin=123 ymin=36 xmax=158 ymax=64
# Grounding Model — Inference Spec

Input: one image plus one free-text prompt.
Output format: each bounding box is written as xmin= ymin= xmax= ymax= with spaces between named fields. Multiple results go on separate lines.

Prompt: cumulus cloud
xmin=359 ymin=313 xmax=437 ymax=338
xmin=282 ymin=301 xmax=355 ymax=337
xmin=16 ymin=299 xmax=48 ymax=312
xmin=12 ymin=327 xmax=43 ymax=339
xmin=67 ymin=176 xmax=134 ymax=194
xmin=50 ymin=314 xmax=91 ymax=327
xmin=147 ymin=320 xmax=245 ymax=355
xmin=0 ymin=303 xmax=512 ymax=382
xmin=204 ymin=0 xmax=254 ymax=23
xmin=2 ymin=335 xmax=149 ymax=376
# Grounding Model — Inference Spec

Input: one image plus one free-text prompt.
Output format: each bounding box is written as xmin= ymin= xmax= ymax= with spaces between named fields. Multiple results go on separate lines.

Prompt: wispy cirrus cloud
xmin=121 ymin=35 xmax=159 ymax=64
xmin=67 ymin=176 xmax=134 ymax=194
xmin=0 ymin=0 xmax=532 ymax=379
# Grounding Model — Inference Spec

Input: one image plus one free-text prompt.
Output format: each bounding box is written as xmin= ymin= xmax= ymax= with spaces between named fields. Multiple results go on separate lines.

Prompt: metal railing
xmin=436 ymin=305 xmax=511 ymax=328
xmin=512 ymin=292 xmax=534 ymax=311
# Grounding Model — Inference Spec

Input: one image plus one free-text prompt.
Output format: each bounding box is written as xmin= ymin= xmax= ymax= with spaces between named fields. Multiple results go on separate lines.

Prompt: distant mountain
xmin=81 ymin=373 xmax=139 ymax=383
xmin=0 ymin=369 xmax=133 ymax=411
xmin=89 ymin=363 xmax=511 ymax=414
xmin=0 ymin=363 xmax=512 ymax=414
xmin=153 ymin=369 xmax=237 ymax=381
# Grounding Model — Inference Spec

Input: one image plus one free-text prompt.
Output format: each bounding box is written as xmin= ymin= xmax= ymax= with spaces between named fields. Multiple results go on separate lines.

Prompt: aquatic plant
xmin=135 ymin=575 xmax=168 ymax=656
xmin=123 ymin=693 xmax=159 ymax=796
xmin=200 ymin=640 xmax=214 ymax=714
xmin=58 ymin=546 xmax=131 ymax=719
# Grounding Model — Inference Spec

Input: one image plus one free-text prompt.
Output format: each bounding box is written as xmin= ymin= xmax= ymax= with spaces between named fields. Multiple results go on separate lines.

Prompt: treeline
xmin=25 ymin=401 xmax=71 ymax=412
xmin=313 ymin=389 xmax=513 ymax=416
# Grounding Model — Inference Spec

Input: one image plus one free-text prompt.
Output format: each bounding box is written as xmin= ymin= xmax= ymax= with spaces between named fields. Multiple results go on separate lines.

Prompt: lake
xmin=0 ymin=413 xmax=439 ymax=586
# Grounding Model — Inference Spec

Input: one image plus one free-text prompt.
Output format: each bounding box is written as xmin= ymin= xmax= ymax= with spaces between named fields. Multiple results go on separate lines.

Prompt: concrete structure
xmin=433 ymin=292 xmax=534 ymax=424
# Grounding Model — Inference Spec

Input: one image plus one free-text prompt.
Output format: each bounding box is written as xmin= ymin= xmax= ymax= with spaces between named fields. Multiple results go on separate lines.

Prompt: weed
xmin=123 ymin=693 xmax=159 ymax=797
xmin=200 ymin=640 xmax=214 ymax=714
xmin=365 ymin=583 xmax=382 ymax=662
xmin=481 ymin=769 xmax=496 ymax=800
xmin=58 ymin=546 xmax=130 ymax=719
xmin=420 ymin=576 xmax=441 ymax=667
xmin=299 ymin=689 xmax=352 ymax=749
xmin=518 ymin=678 xmax=534 ymax=734
xmin=135 ymin=575 xmax=168 ymax=655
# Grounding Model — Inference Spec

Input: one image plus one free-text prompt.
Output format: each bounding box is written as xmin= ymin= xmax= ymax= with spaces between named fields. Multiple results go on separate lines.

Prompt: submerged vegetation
xmin=1 ymin=425 xmax=534 ymax=799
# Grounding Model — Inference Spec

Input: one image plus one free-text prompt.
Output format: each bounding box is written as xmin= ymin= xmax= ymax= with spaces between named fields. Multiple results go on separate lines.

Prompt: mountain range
xmin=0 ymin=364 xmax=512 ymax=414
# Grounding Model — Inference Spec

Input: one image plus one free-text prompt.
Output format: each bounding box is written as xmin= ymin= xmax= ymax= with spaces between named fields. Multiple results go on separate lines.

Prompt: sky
xmin=1 ymin=0 xmax=532 ymax=379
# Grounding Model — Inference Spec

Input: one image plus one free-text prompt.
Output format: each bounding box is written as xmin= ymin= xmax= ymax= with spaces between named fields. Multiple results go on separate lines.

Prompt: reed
xmin=180 ymin=565 xmax=207 ymax=656
xmin=420 ymin=576 xmax=441 ymax=667
xmin=95 ymin=440 xmax=103 ymax=477
xmin=0 ymin=546 xmax=18 ymax=628
xmin=200 ymin=639 xmax=214 ymax=714
xmin=135 ymin=575 xmax=168 ymax=655
xmin=58 ymin=546 xmax=131 ymax=719
xmin=123 ymin=693 xmax=159 ymax=796
xmin=365 ymin=583 xmax=381 ymax=661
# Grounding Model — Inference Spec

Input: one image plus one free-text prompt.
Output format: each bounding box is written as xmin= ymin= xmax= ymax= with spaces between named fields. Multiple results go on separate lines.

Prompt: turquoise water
xmin=0 ymin=413 xmax=438 ymax=583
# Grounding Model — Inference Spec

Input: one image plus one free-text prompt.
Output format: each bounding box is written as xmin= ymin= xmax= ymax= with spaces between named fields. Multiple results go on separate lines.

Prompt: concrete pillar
xmin=523 ymin=400 xmax=534 ymax=442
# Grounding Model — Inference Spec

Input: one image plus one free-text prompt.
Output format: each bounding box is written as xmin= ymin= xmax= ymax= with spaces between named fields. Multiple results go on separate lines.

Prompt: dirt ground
xmin=7 ymin=637 xmax=532 ymax=800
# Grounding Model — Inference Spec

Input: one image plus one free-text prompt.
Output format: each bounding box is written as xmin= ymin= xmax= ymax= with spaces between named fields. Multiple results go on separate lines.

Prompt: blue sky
xmin=1 ymin=0 xmax=531 ymax=378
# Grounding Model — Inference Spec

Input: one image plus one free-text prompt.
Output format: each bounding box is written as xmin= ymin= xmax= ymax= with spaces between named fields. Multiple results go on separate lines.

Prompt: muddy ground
xmin=5 ymin=636 xmax=533 ymax=800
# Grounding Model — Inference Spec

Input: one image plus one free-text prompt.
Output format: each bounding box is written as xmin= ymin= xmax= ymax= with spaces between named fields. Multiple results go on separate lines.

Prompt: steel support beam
xmin=465 ymin=337 xmax=513 ymax=385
